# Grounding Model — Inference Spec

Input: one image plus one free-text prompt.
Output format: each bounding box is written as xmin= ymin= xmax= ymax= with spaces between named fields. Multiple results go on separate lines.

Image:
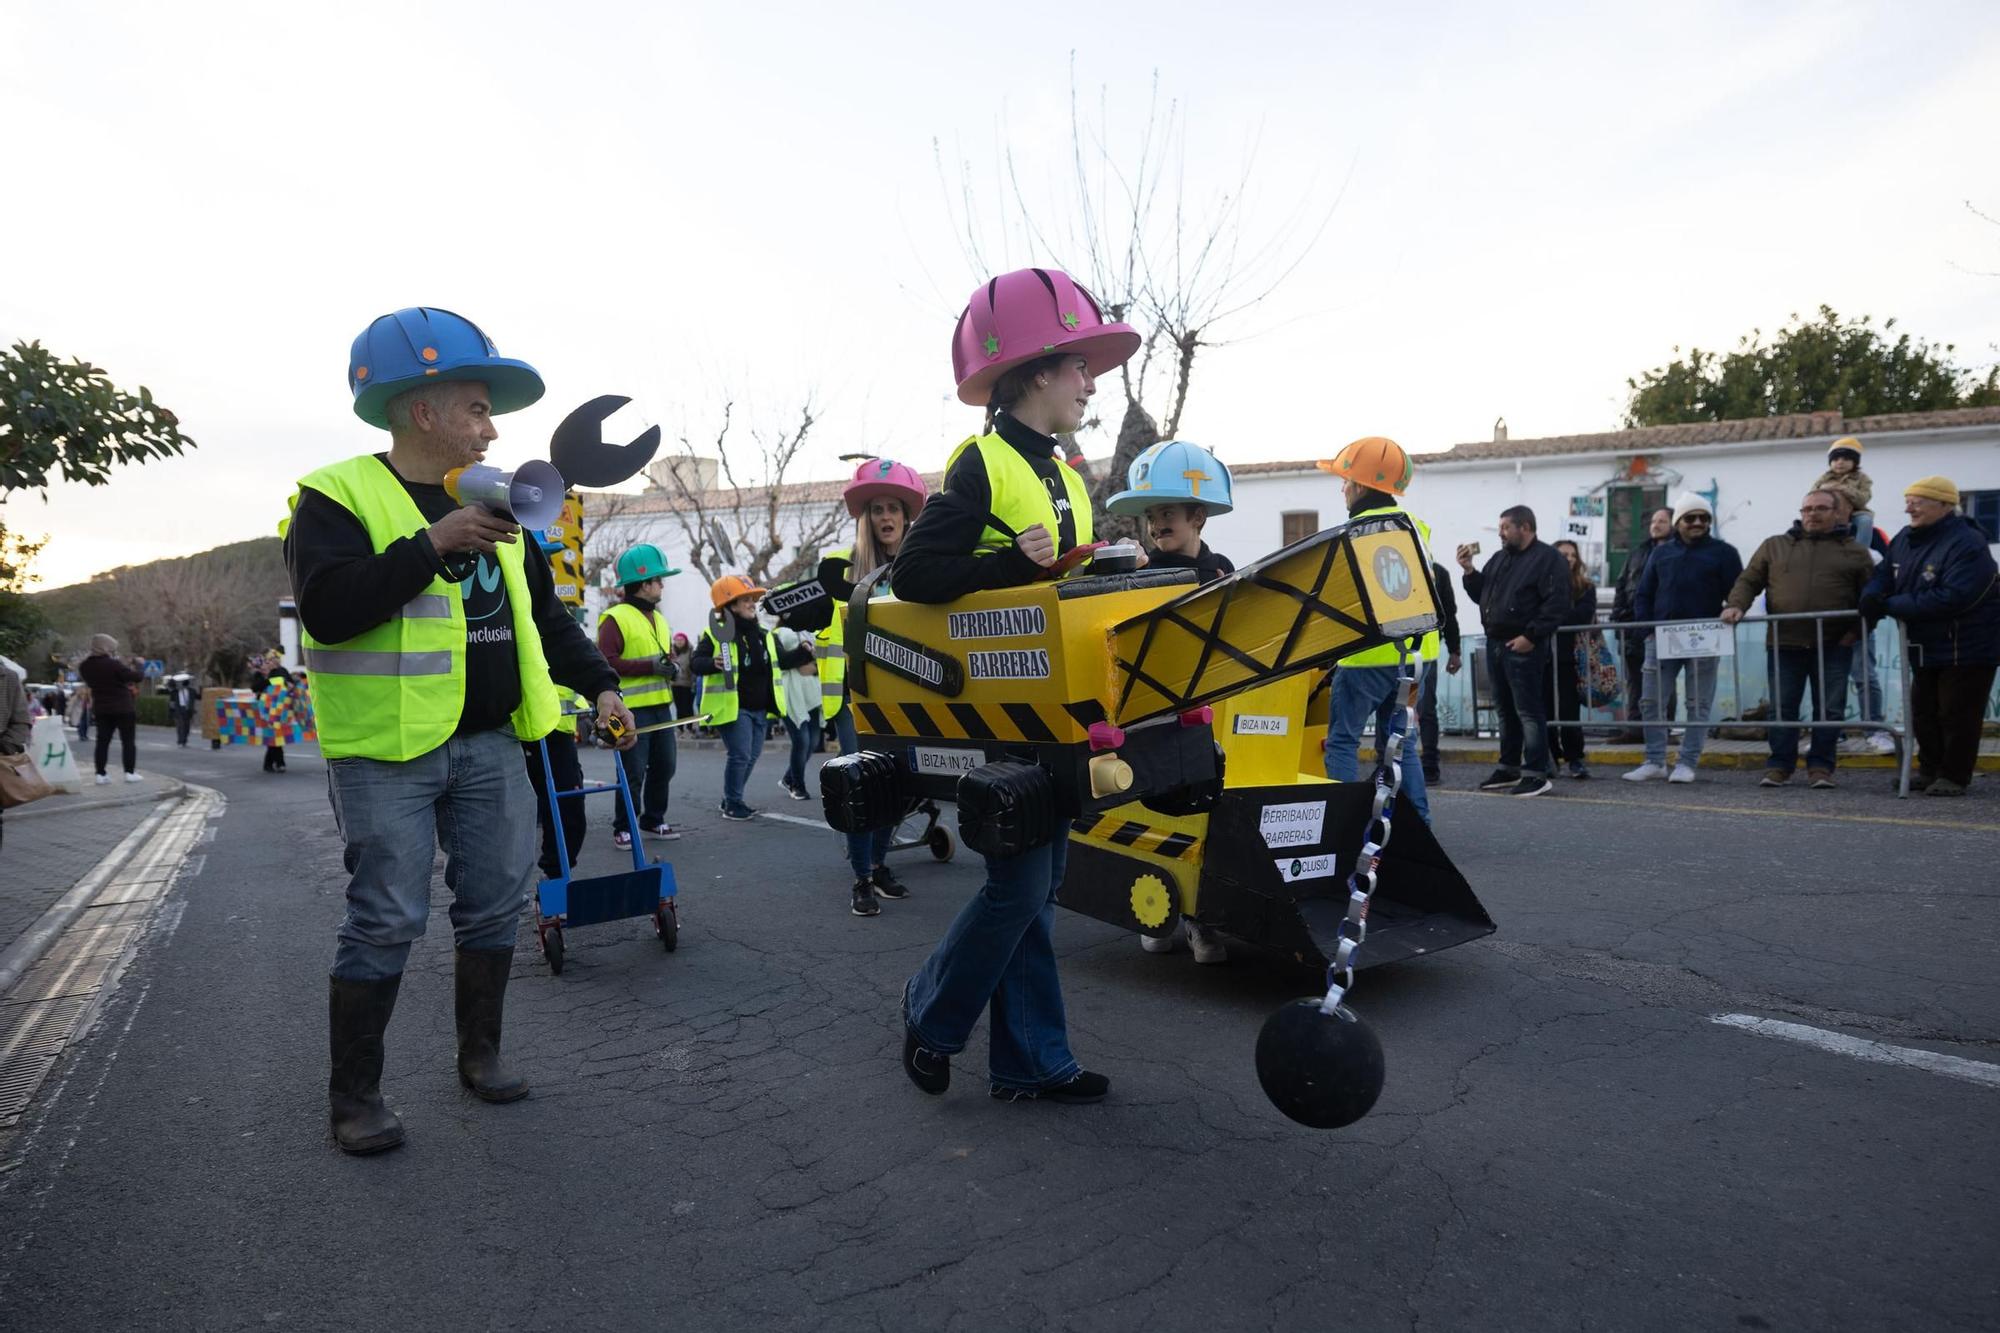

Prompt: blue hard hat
xmin=347 ymin=307 xmax=545 ymax=429
xmin=1106 ymin=439 xmax=1233 ymax=516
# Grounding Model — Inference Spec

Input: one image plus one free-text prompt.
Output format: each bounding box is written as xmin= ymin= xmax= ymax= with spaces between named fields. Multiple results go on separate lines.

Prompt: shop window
xmin=1963 ymin=489 xmax=1999 ymax=542
xmin=1281 ymin=510 xmax=1319 ymax=546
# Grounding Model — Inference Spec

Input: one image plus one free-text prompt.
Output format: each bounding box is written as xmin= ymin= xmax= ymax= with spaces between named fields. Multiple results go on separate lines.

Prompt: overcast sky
xmin=4 ymin=0 xmax=1997 ymax=589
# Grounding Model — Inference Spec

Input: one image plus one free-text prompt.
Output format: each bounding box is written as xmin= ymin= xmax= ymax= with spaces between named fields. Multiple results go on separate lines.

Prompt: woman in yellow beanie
xmin=1859 ymin=476 xmax=2000 ymax=795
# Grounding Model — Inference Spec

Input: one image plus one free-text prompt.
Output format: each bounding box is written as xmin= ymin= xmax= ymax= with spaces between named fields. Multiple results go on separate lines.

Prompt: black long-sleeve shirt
xmin=890 ymin=413 xmax=1080 ymax=604
xmin=1461 ymin=540 xmax=1569 ymax=643
xmin=1428 ymin=562 xmax=1462 ymax=657
xmin=691 ymin=611 xmax=814 ymax=714
xmin=284 ymin=453 xmax=617 ymax=737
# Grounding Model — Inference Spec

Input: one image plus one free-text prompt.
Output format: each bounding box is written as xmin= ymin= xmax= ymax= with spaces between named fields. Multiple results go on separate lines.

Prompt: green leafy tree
xmin=1 ymin=340 xmax=195 ymax=493
xmin=1625 ymin=307 xmax=1996 ymax=426
xmin=0 ymin=524 xmax=48 ymax=659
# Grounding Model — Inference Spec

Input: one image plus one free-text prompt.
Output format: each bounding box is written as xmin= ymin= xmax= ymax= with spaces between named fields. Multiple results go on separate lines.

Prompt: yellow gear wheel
xmin=1129 ymin=874 xmax=1173 ymax=930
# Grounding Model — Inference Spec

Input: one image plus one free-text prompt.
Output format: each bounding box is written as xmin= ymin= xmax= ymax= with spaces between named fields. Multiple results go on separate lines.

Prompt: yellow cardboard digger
xmin=821 ymin=513 xmax=1493 ymax=972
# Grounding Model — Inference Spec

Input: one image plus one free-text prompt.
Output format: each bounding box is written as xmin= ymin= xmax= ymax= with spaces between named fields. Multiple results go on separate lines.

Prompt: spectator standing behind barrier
xmin=1722 ymin=488 xmax=1873 ymax=789
xmin=1813 ymin=437 xmax=1874 ymax=535
xmin=1419 ymin=562 xmax=1462 ymax=786
xmin=1609 ymin=507 xmax=1674 ymax=741
xmin=1861 ymin=476 xmax=2000 ymax=797
xmin=77 ymin=635 xmax=142 ymax=785
xmin=1457 ymin=506 xmax=1569 ymax=797
xmin=0 ymin=660 xmax=30 ymax=854
xmin=1547 ymin=540 xmax=1599 ymax=779
xmin=1317 ymin=437 xmax=1439 ymax=821
xmin=1838 ymin=498 xmax=1897 ymax=758
xmin=1626 ymin=493 xmax=1743 ymax=785
xmin=286 ymin=306 xmax=635 ymax=1156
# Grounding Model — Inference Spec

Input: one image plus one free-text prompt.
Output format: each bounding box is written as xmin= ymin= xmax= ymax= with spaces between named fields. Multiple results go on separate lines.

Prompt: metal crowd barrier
xmin=1442 ymin=610 xmax=1919 ymax=798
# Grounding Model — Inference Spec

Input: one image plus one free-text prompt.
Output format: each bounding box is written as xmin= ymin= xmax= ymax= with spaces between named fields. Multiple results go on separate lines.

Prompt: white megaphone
xmin=443 ymin=460 xmax=566 ymax=529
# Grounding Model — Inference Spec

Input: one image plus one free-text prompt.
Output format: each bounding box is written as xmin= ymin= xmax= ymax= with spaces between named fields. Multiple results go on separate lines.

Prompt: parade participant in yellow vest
xmin=815 ymin=458 xmax=928 ymax=917
xmin=692 ymin=574 xmax=814 ymax=821
xmin=1316 ymin=436 xmax=1439 ymax=823
xmin=285 ymin=306 xmax=635 ymax=1156
xmin=597 ymin=543 xmax=683 ymax=847
xmin=891 ymin=266 xmax=1137 ymax=1107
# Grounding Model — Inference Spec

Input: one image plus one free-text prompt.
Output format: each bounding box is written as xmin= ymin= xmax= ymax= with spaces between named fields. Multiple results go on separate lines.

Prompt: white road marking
xmin=757 ymin=811 xmax=832 ymax=831
xmin=1712 ymin=1014 xmax=2000 ymax=1091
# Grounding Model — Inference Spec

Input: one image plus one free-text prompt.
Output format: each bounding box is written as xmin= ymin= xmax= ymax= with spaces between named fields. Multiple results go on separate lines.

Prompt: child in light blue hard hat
xmin=1108 ymin=441 xmax=1237 ymax=962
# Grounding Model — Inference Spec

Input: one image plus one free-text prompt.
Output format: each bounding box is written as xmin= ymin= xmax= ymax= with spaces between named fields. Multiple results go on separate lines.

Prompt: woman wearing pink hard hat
xmin=890 ymin=266 xmax=1139 ymax=1107
xmin=815 ymin=459 xmax=929 ymax=918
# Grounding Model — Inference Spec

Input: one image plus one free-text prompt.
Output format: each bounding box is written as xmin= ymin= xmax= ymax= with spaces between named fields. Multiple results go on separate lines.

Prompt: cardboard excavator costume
xmin=819 ymin=272 xmax=1494 ymax=1128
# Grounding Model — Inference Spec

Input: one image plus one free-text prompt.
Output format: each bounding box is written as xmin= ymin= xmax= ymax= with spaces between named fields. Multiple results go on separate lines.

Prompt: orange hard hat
xmin=1317 ymin=436 xmax=1413 ymax=496
xmin=710 ymin=573 xmax=768 ymax=609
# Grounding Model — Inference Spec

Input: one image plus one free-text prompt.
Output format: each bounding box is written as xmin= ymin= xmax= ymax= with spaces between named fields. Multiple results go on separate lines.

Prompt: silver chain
xmin=1321 ymin=639 xmax=1416 ymax=1015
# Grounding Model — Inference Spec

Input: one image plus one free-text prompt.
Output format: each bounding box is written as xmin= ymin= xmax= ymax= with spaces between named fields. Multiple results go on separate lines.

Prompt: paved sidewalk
xmin=1 ymin=783 xmax=183 ymax=958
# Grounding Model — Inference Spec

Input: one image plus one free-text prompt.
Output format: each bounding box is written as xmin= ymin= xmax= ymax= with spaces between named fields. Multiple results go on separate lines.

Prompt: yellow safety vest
xmin=602 ymin=601 xmax=674 ymax=710
xmin=1337 ymin=501 xmax=1440 ymax=666
xmin=816 ymin=548 xmax=853 ymax=719
xmin=286 ymin=455 xmax=559 ymax=760
xmin=552 ymin=688 xmax=588 ymax=737
xmin=944 ymin=433 xmax=1094 ymax=564
xmin=698 ymin=617 xmax=786 ymax=726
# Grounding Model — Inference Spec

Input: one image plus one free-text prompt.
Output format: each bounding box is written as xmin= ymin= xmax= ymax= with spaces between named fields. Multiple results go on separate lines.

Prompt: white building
xmin=1209 ymin=406 xmax=2000 ymax=585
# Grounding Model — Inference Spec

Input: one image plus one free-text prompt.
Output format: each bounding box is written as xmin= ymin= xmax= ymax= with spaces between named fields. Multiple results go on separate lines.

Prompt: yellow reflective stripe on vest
xmin=1337 ymin=503 xmax=1440 ymax=666
xmin=291 ymin=455 xmax=559 ymax=758
xmin=944 ymin=433 xmax=1094 ymax=563
xmin=603 ymin=601 xmax=674 ymax=709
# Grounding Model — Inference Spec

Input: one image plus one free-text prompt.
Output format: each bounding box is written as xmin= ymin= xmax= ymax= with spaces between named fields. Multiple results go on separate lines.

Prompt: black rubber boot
xmin=328 ymin=974 xmax=405 ymax=1155
xmin=454 ymin=948 xmax=530 ymax=1103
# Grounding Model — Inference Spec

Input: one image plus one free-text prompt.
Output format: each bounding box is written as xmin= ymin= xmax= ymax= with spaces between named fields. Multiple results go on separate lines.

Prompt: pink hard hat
xmin=844 ymin=458 xmax=928 ymax=518
xmin=950 ymin=267 xmax=1142 ymax=406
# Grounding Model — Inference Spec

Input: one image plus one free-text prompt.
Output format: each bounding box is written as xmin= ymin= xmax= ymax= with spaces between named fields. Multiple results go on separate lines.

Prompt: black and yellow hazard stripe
xmin=854 ymin=697 xmax=1107 ymax=745
xmin=1069 ymin=810 xmax=1202 ymax=862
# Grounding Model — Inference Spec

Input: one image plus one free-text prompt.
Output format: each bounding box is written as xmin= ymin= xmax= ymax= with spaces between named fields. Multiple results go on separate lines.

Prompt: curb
xmin=6 ymin=777 xmax=189 ymax=822
xmin=0 ymin=788 xmax=191 ymax=997
xmin=1368 ymin=748 xmax=1993 ymax=773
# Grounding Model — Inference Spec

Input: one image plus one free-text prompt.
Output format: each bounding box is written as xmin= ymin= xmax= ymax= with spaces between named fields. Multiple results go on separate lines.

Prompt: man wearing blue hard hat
xmin=1106 ymin=440 xmax=1237 ymax=584
xmin=284 ymin=306 xmax=637 ymax=1155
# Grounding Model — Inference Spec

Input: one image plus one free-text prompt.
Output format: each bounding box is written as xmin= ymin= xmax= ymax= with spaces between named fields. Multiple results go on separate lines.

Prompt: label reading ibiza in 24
xmin=966 ymin=649 xmax=1050 ymax=680
xmin=1274 ymin=853 xmax=1339 ymax=884
xmin=948 ymin=606 xmax=1047 ymax=639
xmin=1258 ymin=799 xmax=1327 ymax=849
xmin=913 ymin=746 xmax=983 ymax=776
xmin=1232 ymin=714 xmax=1289 ymax=735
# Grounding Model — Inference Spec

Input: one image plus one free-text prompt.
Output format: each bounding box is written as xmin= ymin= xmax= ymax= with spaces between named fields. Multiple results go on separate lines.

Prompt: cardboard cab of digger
xmin=820 ymin=439 xmax=1492 ymax=974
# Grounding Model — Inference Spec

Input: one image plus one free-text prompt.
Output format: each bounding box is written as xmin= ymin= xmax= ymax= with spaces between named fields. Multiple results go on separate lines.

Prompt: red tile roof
xmin=1416 ymin=406 xmax=2000 ymax=464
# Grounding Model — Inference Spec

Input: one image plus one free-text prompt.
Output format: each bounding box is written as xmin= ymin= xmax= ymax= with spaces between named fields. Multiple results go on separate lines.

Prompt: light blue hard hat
xmin=347 ymin=307 xmax=545 ymax=429
xmin=1106 ymin=439 xmax=1233 ymax=516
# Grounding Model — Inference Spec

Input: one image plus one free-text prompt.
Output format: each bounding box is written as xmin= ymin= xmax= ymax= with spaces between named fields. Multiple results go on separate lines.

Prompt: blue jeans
xmin=612 ymin=702 xmax=677 ymax=834
xmin=1768 ymin=646 xmax=1852 ymax=772
xmin=325 ymin=728 xmax=535 ymax=981
xmin=1641 ymin=638 xmax=1717 ymax=766
xmin=1488 ymin=643 xmax=1552 ymax=776
xmin=718 ymin=712 xmax=764 ymax=808
xmin=905 ymin=834 xmax=1078 ymax=1090
xmin=1323 ymin=664 xmax=1430 ymax=824
xmin=783 ymin=708 xmax=822 ymax=790
xmin=831 ymin=708 xmax=891 ymax=875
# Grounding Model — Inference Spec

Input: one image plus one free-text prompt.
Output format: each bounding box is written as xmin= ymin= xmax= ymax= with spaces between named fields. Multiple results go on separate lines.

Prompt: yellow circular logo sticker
xmin=1129 ymin=874 xmax=1173 ymax=929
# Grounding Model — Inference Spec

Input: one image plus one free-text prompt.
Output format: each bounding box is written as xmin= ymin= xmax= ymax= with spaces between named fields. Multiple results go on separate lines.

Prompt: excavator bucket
xmin=1108 ymin=513 xmax=1438 ymax=725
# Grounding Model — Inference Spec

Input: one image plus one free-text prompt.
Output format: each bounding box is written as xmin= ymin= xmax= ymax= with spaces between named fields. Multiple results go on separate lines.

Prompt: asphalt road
xmin=1 ymin=727 xmax=1994 ymax=1331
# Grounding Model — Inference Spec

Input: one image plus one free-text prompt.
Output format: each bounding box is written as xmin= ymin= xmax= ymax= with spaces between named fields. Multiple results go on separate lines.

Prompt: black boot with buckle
xmin=454 ymin=948 xmax=530 ymax=1103
xmin=328 ymin=974 xmax=405 ymax=1154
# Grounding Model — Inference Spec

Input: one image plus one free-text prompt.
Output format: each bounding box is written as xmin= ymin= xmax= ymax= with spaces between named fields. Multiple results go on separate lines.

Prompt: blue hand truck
xmin=533 ymin=734 xmax=679 ymax=976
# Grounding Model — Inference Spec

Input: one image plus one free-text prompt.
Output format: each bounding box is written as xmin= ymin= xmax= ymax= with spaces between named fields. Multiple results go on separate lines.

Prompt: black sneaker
xmin=851 ymin=879 xmax=881 ymax=917
xmin=991 ymin=1070 xmax=1110 ymax=1104
xmin=871 ymin=865 xmax=909 ymax=900
xmin=1478 ymin=768 xmax=1521 ymax=791
xmin=780 ymin=779 xmax=810 ymax=801
xmin=902 ymin=1029 xmax=949 ymax=1094
xmin=1509 ymin=775 xmax=1553 ymax=797
xmin=721 ymin=803 xmax=756 ymax=821
xmin=640 ymin=823 xmax=683 ymax=841
xmin=1422 ymin=767 xmax=1442 ymax=785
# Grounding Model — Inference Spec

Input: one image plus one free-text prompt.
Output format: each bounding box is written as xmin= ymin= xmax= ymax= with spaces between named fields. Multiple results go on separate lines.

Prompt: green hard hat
xmin=614 ymin=543 xmax=679 ymax=586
